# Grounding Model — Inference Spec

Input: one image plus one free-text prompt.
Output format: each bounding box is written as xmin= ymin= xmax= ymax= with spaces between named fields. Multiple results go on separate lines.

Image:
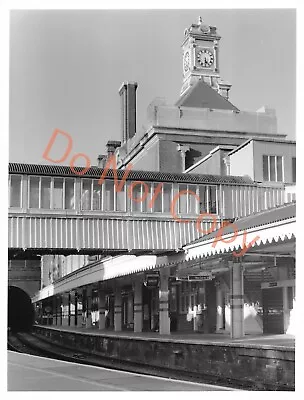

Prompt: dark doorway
xmin=8 ymin=286 xmax=34 ymax=332
xmin=122 ymin=288 xmax=134 ymax=330
xmin=205 ymin=281 xmax=217 ymax=333
xmin=142 ymin=286 xmax=159 ymax=331
xmin=105 ymin=294 xmax=114 ymax=329
xmin=262 ymin=288 xmax=284 ymax=334
xmin=142 ymin=285 xmax=152 ymax=331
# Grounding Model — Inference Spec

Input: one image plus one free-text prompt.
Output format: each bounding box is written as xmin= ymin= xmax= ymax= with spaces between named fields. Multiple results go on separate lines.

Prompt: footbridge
xmin=9 ymin=163 xmax=286 ymax=257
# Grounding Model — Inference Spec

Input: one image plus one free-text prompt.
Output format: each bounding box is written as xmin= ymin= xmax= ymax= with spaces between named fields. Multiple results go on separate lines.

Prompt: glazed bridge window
xmin=81 ymin=179 xmax=126 ymax=212
xmin=198 ymin=185 xmax=218 ymax=214
xmin=9 ymin=175 xmax=22 ymax=208
xmin=127 ymin=182 xmax=173 ymax=213
xmin=177 ymin=184 xmax=202 ymax=214
xmin=79 ymin=178 xmax=219 ymax=215
xmin=28 ymin=176 xmax=75 ymax=209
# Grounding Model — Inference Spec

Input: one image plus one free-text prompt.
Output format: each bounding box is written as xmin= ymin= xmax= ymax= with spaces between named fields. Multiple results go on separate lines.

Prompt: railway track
xmin=8 ymin=331 xmax=95 ymax=362
xmin=8 ymin=331 xmax=43 ymax=356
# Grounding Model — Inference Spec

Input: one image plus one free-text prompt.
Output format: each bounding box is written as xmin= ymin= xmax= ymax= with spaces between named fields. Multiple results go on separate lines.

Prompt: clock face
xmin=197 ymin=49 xmax=214 ymax=68
xmin=183 ymin=51 xmax=190 ymax=74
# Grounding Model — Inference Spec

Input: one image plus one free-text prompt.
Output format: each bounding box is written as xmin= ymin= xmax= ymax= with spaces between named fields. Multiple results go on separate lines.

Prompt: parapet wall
xmin=33 ymin=325 xmax=295 ymax=391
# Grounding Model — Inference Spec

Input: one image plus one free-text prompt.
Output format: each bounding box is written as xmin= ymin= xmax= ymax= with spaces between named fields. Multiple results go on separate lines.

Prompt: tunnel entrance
xmin=8 ymin=286 xmax=34 ymax=332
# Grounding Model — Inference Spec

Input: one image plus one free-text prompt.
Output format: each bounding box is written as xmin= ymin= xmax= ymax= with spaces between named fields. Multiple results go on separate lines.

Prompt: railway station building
xmin=8 ymin=16 xmax=296 ymax=339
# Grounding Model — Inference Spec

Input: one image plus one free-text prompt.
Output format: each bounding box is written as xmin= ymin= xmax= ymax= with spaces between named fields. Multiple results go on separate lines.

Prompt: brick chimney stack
xmin=119 ymin=82 xmax=137 ymax=143
xmin=105 ymin=140 xmax=121 ymax=160
xmin=97 ymin=154 xmax=106 ymax=168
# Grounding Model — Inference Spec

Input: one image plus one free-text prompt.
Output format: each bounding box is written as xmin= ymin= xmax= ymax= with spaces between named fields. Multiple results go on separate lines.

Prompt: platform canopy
xmin=183 ymin=202 xmax=295 ymax=262
xmin=31 ymin=254 xmax=171 ymax=302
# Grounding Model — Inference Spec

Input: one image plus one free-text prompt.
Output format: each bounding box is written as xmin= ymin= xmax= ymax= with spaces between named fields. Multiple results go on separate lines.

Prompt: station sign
xmin=144 ymin=273 xmax=159 ymax=288
xmin=189 ymin=274 xmax=214 ymax=281
xmin=177 ymin=272 xmax=214 ymax=282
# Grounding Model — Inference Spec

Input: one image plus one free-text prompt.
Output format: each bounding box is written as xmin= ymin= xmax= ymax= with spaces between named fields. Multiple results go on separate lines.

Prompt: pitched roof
xmin=175 ymin=79 xmax=239 ymax=111
xmin=8 ymin=162 xmax=257 ymax=186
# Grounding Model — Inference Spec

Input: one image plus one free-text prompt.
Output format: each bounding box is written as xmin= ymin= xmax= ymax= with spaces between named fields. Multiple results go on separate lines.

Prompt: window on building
xmin=152 ymin=182 xmax=162 ymax=212
xmin=130 ymin=182 xmax=142 ymax=212
xmin=9 ymin=175 xmax=22 ymax=208
xmin=92 ymin=180 xmax=102 ymax=210
xmin=269 ymin=156 xmax=276 ymax=181
xmin=263 ymin=156 xmax=268 ymax=181
xmin=162 ymin=183 xmax=172 ymax=213
xmin=262 ymin=155 xmax=283 ymax=182
xmin=292 ymin=157 xmax=296 ymax=183
xmin=144 ymin=182 xmax=172 ymax=214
xmin=178 ymin=184 xmax=188 ymax=214
xmin=81 ymin=179 xmax=91 ymax=210
xmin=188 ymin=184 xmax=198 ymax=214
xmin=288 ymin=286 xmax=294 ymax=310
xmin=116 ymin=185 xmax=126 ymax=212
xmin=82 ymin=179 xmax=124 ymax=212
xmin=29 ymin=177 xmax=40 ymax=208
xmin=276 ymin=156 xmax=283 ymax=182
xmin=199 ymin=186 xmax=208 ymax=213
xmin=29 ymin=176 xmax=75 ymax=210
xmin=104 ymin=180 xmax=114 ymax=211
xmin=208 ymin=186 xmax=217 ymax=214
xmin=53 ymin=178 xmax=64 ymax=209
xmin=125 ymin=181 xmax=172 ymax=214
xmin=140 ymin=182 xmax=151 ymax=213
xmin=65 ymin=179 xmax=75 ymax=210
xmin=41 ymin=177 xmax=51 ymax=209
xmin=179 ymin=282 xmax=198 ymax=314
xmin=198 ymin=185 xmax=217 ymax=214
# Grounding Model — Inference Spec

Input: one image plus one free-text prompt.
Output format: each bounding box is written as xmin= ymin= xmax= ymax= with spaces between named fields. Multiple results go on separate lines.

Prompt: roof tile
xmin=8 ymin=162 xmax=257 ymax=186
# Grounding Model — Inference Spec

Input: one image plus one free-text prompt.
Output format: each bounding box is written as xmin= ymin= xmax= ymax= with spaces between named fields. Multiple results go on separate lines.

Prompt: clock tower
xmin=180 ymin=17 xmax=232 ymax=99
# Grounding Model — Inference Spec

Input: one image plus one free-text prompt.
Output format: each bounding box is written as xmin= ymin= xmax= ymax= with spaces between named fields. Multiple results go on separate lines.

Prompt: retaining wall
xmin=33 ymin=325 xmax=295 ymax=391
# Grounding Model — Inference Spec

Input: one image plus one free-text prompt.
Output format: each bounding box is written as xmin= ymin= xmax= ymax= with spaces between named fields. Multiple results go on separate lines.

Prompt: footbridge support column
xmin=159 ymin=269 xmax=170 ymax=335
xmin=58 ymin=296 xmax=62 ymax=326
xmin=75 ymin=290 xmax=82 ymax=327
xmin=114 ymin=288 xmax=122 ymax=332
xmin=133 ymin=278 xmax=143 ymax=333
xmin=98 ymin=284 xmax=106 ymax=330
xmin=52 ymin=297 xmax=57 ymax=326
xmin=216 ymin=282 xmax=224 ymax=331
xmin=229 ymin=261 xmax=244 ymax=339
xmin=86 ymin=287 xmax=92 ymax=328
xmin=69 ymin=291 xmax=76 ymax=327
xmin=62 ymin=293 xmax=69 ymax=326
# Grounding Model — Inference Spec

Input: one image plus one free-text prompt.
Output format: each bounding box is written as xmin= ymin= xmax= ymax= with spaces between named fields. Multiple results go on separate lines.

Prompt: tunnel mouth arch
xmin=8 ymin=286 xmax=34 ymax=332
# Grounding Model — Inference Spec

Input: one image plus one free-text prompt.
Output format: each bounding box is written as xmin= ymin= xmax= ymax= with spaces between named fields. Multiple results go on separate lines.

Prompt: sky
xmin=9 ymin=9 xmax=296 ymax=166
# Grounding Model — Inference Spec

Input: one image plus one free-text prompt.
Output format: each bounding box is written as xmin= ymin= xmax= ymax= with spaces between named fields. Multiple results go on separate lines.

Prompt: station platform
xmin=34 ymin=324 xmax=295 ymax=349
xmin=33 ymin=324 xmax=295 ymax=391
